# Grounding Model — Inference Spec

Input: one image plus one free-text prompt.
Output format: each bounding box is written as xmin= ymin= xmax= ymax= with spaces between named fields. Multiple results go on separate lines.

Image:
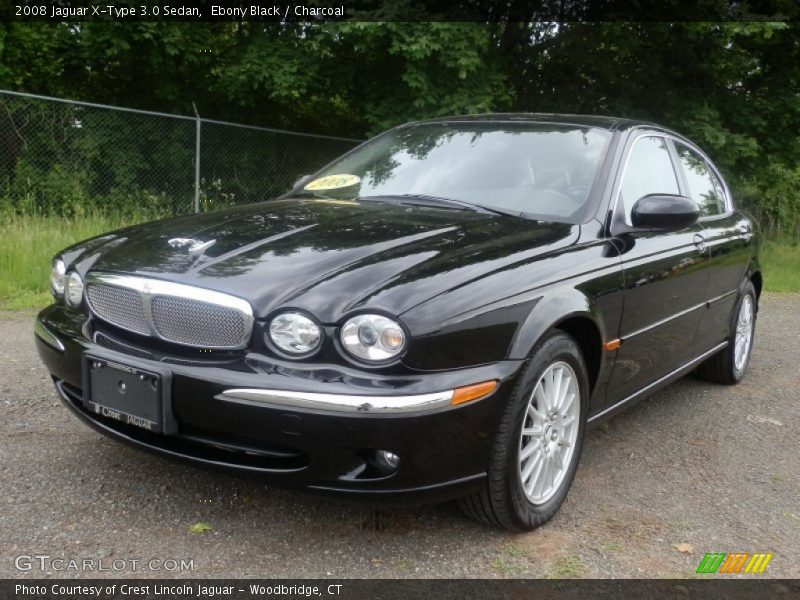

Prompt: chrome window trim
xmin=216 ymin=388 xmax=456 ymax=414
xmin=612 ymin=132 xmax=681 ymax=226
xmin=609 ymin=130 xmax=733 ymax=226
xmin=85 ymin=272 xmax=254 ymax=350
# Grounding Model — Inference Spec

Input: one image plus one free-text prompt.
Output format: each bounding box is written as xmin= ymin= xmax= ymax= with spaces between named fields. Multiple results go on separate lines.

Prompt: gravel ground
xmin=1 ymin=293 xmax=798 ymax=579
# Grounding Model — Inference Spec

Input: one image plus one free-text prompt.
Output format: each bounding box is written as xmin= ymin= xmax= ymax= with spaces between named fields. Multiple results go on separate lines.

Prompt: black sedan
xmin=35 ymin=114 xmax=760 ymax=531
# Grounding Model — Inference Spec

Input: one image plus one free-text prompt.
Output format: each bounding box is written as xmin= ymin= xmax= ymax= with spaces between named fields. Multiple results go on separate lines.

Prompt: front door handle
xmin=693 ymin=233 xmax=707 ymax=252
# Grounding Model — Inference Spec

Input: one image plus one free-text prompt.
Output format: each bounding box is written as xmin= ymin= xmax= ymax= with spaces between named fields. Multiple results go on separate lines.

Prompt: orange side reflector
xmin=603 ymin=338 xmax=621 ymax=351
xmin=451 ymin=380 xmax=497 ymax=406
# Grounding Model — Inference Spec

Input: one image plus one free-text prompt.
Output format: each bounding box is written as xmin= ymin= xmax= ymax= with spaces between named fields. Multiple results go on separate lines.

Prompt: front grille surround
xmin=85 ymin=272 xmax=254 ymax=350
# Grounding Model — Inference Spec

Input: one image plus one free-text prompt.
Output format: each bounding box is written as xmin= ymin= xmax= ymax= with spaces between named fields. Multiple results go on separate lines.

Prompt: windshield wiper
xmin=288 ymin=191 xmax=528 ymax=220
xmin=361 ymin=194 xmax=524 ymax=218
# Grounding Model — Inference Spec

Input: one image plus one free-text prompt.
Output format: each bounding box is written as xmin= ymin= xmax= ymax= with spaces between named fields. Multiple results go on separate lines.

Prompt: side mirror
xmin=293 ymin=174 xmax=312 ymax=189
xmin=631 ymin=194 xmax=699 ymax=231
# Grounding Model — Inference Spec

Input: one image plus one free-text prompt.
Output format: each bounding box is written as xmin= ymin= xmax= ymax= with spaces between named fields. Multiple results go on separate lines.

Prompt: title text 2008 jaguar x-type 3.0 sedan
xmin=36 ymin=114 xmax=760 ymax=530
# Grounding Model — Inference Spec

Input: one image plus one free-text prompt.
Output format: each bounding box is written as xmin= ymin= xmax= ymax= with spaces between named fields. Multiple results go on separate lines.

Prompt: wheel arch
xmin=750 ymin=270 xmax=762 ymax=304
xmin=552 ymin=315 xmax=602 ymax=396
xmin=509 ymin=293 xmax=608 ymax=398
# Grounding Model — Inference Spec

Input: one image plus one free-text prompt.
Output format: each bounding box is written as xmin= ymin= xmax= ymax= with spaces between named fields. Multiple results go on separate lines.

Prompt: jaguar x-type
xmin=35 ymin=114 xmax=760 ymax=530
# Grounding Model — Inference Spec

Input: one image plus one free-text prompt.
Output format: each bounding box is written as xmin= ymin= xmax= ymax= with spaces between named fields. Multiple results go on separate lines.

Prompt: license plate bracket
xmin=83 ymin=354 xmax=174 ymax=434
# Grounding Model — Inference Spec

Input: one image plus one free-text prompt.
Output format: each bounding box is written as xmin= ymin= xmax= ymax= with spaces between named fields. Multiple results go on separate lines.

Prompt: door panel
xmin=671 ymin=141 xmax=753 ymax=353
xmin=603 ymin=133 xmax=710 ymax=405
xmin=695 ymin=212 xmax=753 ymax=351
xmin=607 ymin=227 xmax=709 ymax=401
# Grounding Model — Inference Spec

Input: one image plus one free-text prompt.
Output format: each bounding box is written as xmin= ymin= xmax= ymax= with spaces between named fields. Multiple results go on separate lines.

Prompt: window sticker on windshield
xmin=304 ymin=174 xmax=361 ymax=191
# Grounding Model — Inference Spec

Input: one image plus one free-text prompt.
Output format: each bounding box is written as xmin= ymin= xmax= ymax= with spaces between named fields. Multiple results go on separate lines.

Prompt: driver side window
xmin=619 ymin=136 xmax=680 ymax=225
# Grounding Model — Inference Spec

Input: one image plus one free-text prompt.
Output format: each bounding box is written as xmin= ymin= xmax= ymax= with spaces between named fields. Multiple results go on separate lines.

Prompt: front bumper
xmin=35 ymin=305 xmax=524 ymax=505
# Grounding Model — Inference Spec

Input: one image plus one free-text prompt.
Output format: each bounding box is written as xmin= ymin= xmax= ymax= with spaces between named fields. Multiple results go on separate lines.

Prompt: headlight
xmin=65 ymin=271 xmax=84 ymax=307
xmin=340 ymin=314 xmax=406 ymax=362
xmin=268 ymin=312 xmax=322 ymax=355
xmin=51 ymin=258 xmax=66 ymax=297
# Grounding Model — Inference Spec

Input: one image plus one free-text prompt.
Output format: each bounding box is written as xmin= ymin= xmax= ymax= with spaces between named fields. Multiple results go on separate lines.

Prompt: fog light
xmin=374 ymin=450 xmax=400 ymax=472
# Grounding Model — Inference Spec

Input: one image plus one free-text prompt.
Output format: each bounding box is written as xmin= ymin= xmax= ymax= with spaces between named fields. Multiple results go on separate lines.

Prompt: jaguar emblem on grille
xmin=167 ymin=237 xmax=216 ymax=254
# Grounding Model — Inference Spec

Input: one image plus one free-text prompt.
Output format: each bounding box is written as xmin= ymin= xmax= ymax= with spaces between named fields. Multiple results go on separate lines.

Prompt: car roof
xmin=404 ymin=113 xmax=670 ymax=133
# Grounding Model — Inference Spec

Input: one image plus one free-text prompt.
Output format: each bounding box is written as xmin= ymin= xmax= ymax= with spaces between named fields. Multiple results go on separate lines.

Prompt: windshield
xmin=298 ymin=122 xmax=612 ymax=222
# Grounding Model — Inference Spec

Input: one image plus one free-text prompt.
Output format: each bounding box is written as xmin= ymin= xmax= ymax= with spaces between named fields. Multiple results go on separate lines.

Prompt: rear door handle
xmin=737 ymin=223 xmax=752 ymax=241
xmin=693 ymin=233 xmax=707 ymax=252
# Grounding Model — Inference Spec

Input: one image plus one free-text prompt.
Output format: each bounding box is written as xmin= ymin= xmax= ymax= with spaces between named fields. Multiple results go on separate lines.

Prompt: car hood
xmin=77 ymin=198 xmax=578 ymax=321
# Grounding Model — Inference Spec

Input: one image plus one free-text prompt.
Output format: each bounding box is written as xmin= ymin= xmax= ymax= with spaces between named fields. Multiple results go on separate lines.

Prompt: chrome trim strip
xmin=622 ymin=299 xmax=707 ymax=341
xmin=34 ymin=319 xmax=65 ymax=352
xmin=708 ymin=289 xmax=737 ymax=304
xmin=85 ymin=272 xmax=254 ymax=350
xmin=622 ymin=289 xmax=738 ymax=341
xmin=86 ymin=273 xmax=253 ymax=316
xmin=216 ymin=388 xmax=456 ymax=414
xmin=588 ymin=341 xmax=728 ymax=423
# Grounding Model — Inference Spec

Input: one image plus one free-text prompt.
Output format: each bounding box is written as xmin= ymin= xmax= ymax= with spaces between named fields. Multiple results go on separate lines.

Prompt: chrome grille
xmin=86 ymin=284 xmax=149 ymax=335
xmin=85 ymin=273 xmax=254 ymax=350
xmin=151 ymin=295 xmax=246 ymax=348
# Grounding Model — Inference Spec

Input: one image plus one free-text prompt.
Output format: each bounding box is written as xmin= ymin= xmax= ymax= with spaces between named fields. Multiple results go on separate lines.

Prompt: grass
xmin=0 ymin=214 xmax=143 ymax=310
xmin=1 ymin=214 xmax=799 ymax=310
xmin=761 ymin=240 xmax=800 ymax=292
xmin=545 ymin=554 xmax=587 ymax=578
xmin=601 ymin=541 xmax=625 ymax=553
xmin=489 ymin=556 xmax=514 ymax=575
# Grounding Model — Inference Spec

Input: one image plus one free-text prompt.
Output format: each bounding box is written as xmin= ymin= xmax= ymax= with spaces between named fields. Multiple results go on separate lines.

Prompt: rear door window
xmin=675 ymin=143 xmax=727 ymax=217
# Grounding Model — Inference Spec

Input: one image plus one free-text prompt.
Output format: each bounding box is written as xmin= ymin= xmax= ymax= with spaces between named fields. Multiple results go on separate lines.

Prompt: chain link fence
xmin=0 ymin=90 xmax=361 ymax=218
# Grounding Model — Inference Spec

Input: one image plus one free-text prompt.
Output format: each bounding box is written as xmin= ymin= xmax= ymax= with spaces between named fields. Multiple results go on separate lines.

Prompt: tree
xmin=0 ymin=19 xmax=798 ymax=235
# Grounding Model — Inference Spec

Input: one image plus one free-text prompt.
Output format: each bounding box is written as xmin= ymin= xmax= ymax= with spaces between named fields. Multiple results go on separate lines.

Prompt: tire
xmin=696 ymin=281 xmax=757 ymax=385
xmin=458 ymin=330 xmax=589 ymax=531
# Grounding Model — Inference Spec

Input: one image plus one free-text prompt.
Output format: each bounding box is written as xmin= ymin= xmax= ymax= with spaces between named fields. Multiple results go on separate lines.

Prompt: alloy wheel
xmin=734 ymin=294 xmax=754 ymax=372
xmin=518 ymin=361 xmax=581 ymax=505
